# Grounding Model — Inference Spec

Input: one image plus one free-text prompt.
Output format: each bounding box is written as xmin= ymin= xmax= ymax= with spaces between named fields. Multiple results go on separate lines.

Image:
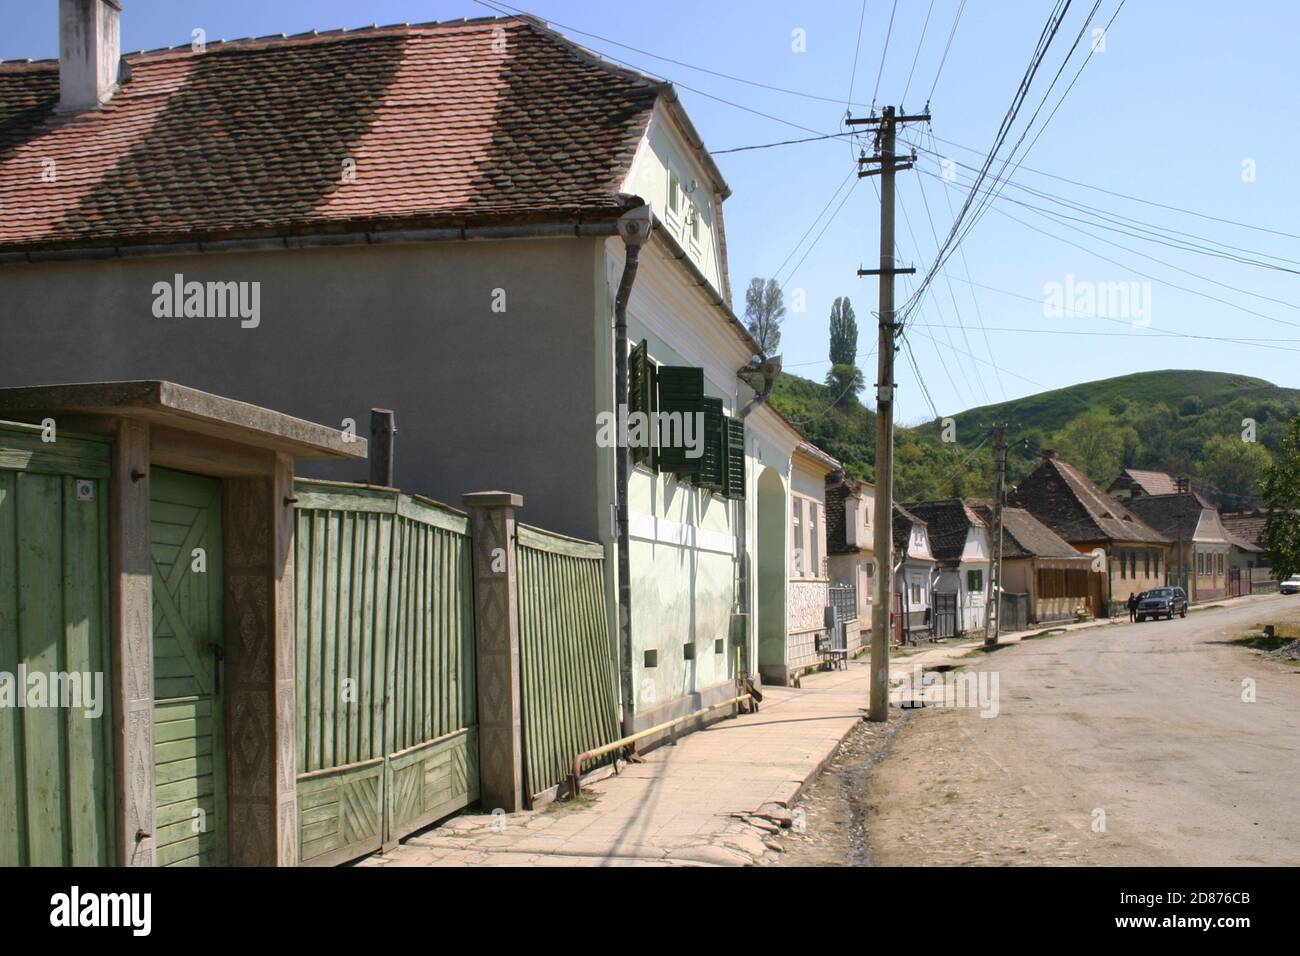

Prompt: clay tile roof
xmin=0 ymin=17 xmax=676 ymax=253
xmin=1221 ymin=511 xmax=1269 ymax=548
xmin=1117 ymin=468 xmax=1179 ymax=496
xmin=903 ymin=499 xmax=986 ymax=564
xmin=968 ymin=500 xmax=1090 ymax=561
xmin=1010 ymin=456 xmax=1168 ymax=545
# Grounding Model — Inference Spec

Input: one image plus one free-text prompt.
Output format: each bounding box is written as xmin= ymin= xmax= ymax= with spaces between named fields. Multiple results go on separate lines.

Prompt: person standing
xmin=1126 ymin=591 xmax=1139 ymax=622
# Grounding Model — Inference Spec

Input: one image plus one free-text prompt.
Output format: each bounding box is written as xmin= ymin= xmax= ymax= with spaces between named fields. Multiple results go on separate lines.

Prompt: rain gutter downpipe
xmin=613 ymin=205 xmax=653 ymax=741
xmin=735 ymin=356 xmax=781 ymax=681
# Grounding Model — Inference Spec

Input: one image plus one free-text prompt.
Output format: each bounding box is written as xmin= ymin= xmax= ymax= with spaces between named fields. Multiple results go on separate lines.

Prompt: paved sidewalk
xmin=358 ymin=594 xmax=1270 ymax=868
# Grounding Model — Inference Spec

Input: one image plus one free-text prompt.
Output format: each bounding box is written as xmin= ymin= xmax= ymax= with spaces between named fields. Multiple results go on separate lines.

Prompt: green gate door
xmin=0 ymin=422 xmax=114 ymax=867
xmin=150 ymin=468 xmax=226 ymax=867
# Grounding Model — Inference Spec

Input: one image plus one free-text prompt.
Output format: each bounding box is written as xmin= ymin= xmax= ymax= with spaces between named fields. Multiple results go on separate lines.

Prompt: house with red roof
xmin=1010 ymin=452 xmax=1169 ymax=617
xmin=0 ymin=5 xmax=811 ymax=742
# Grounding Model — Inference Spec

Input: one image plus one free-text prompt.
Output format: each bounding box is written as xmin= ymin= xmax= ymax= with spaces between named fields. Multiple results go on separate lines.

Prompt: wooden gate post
xmin=463 ymin=491 xmax=526 ymax=813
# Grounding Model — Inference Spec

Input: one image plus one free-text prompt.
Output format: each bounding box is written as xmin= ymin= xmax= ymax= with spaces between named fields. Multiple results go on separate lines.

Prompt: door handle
xmin=204 ymin=641 xmax=225 ymax=695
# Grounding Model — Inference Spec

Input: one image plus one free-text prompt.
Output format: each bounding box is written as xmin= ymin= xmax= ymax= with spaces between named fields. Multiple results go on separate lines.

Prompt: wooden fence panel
xmin=0 ymin=422 xmax=114 ymax=867
xmin=293 ymin=480 xmax=476 ymax=865
xmin=515 ymin=524 xmax=619 ymax=800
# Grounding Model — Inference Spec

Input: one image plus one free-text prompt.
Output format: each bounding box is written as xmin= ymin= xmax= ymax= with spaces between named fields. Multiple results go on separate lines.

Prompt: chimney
xmin=1041 ymin=448 xmax=1056 ymax=461
xmin=1175 ymin=475 xmax=1190 ymax=494
xmin=58 ymin=0 xmax=123 ymax=112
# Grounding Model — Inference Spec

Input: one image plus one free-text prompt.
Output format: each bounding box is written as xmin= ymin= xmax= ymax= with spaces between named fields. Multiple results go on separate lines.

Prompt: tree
xmin=828 ymin=296 xmax=858 ymax=365
xmin=743 ymin=277 xmax=785 ymax=356
xmin=1261 ymin=417 xmax=1300 ymax=579
xmin=1053 ymin=412 xmax=1124 ymax=483
xmin=824 ymin=296 xmax=863 ymax=405
xmin=1198 ymin=434 xmax=1271 ymax=506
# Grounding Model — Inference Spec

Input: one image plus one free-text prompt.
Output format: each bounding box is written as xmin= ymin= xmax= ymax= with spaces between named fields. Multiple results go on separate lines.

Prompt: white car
xmin=1281 ymin=575 xmax=1300 ymax=595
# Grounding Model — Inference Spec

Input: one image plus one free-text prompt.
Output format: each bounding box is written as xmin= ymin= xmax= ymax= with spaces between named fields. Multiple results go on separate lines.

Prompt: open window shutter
xmin=724 ymin=417 xmax=746 ymax=499
xmin=657 ymin=366 xmax=704 ymax=477
xmin=629 ymin=340 xmax=654 ymax=467
xmin=698 ymin=397 xmax=725 ymax=491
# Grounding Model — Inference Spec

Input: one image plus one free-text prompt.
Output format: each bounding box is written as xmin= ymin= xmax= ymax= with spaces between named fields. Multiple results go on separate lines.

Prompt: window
xmin=1216 ymin=553 xmax=1224 ymax=576
xmin=1154 ymin=551 xmax=1161 ymax=577
xmin=667 ymin=171 xmax=681 ymax=217
xmin=689 ymin=207 xmax=701 ymax=245
xmin=791 ymin=501 xmax=804 ymax=577
xmin=1144 ymin=552 xmax=1151 ymax=577
xmin=1120 ymin=553 xmax=1126 ymax=580
xmin=966 ymin=569 xmax=984 ymax=592
xmin=1130 ymin=552 xmax=1137 ymax=578
xmin=1197 ymin=552 xmax=1205 ymax=576
xmin=809 ymin=504 xmax=820 ymax=578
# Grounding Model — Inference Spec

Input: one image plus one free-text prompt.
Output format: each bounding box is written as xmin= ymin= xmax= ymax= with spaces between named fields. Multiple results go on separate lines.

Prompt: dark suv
xmin=1136 ymin=586 xmax=1188 ymax=622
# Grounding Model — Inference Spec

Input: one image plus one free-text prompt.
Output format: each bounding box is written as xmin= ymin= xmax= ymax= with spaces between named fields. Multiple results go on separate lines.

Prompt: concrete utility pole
xmin=985 ymin=424 xmax=1007 ymax=646
xmin=849 ymin=105 xmax=928 ymax=722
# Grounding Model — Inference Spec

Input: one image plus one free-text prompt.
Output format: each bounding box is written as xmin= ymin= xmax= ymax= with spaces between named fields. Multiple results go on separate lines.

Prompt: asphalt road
xmin=866 ymin=593 xmax=1300 ymax=866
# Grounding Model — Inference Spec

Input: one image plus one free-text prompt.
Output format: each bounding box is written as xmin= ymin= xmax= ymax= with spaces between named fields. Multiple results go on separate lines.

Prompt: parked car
xmin=1136 ymin=586 xmax=1188 ymax=621
xmin=1281 ymin=575 xmax=1300 ymax=595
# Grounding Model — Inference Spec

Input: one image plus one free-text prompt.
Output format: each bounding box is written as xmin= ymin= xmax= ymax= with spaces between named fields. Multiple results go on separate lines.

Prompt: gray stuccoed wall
xmin=0 ymin=236 xmax=603 ymax=539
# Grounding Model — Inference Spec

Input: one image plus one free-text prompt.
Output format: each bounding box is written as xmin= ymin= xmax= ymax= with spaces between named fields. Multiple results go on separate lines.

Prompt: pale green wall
xmin=621 ymin=110 xmax=724 ymax=295
xmin=623 ymin=314 xmax=741 ymax=714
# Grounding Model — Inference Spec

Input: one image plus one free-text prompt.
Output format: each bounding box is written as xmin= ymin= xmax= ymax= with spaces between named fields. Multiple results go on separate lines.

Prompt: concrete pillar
xmin=223 ymin=455 xmax=298 ymax=865
xmin=110 ymin=417 xmax=154 ymax=866
xmin=463 ymin=491 xmax=526 ymax=812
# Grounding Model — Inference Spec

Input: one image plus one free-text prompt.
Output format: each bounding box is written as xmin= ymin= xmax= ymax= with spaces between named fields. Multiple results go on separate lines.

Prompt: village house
xmin=1222 ymin=510 xmax=1272 ymax=573
xmin=1107 ymin=467 xmax=1179 ymax=501
xmin=825 ymin=473 xmax=876 ymax=646
xmin=893 ymin=503 xmax=938 ymax=643
xmin=0 ymin=8 xmax=807 ymax=775
xmin=758 ymin=440 xmax=841 ymax=685
xmin=1125 ymin=484 xmax=1233 ymax=602
xmin=1009 ymin=452 xmax=1168 ymax=617
xmin=905 ymin=500 xmax=992 ymax=638
xmin=969 ymin=501 xmax=1094 ymax=627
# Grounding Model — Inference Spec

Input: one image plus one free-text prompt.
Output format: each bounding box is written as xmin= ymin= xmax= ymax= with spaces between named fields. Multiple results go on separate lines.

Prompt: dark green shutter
xmin=657 ymin=366 xmax=704 ymax=477
xmin=629 ymin=340 xmax=654 ymax=467
xmin=698 ymin=397 xmax=725 ymax=491
xmin=724 ymin=417 xmax=746 ymax=499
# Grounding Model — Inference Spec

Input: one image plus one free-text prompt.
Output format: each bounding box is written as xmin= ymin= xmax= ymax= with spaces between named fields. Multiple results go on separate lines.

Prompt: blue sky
xmin=7 ymin=1 xmax=1298 ymax=423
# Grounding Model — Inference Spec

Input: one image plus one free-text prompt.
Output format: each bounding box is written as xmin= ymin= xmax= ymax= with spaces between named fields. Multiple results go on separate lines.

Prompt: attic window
xmin=668 ymin=172 xmax=681 ymax=216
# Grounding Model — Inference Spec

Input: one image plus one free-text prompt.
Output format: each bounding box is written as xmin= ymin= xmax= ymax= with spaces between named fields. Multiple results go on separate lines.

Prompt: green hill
xmin=769 ymin=369 xmax=1300 ymax=508
xmin=941 ymin=370 xmax=1300 ymax=439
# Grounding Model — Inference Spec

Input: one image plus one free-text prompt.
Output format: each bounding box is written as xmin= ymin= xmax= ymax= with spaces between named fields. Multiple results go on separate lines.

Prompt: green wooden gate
xmin=149 ymin=468 xmax=227 ymax=867
xmin=293 ymin=480 xmax=477 ymax=866
xmin=515 ymin=524 xmax=620 ymax=800
xmin=0 ymin=421 xmax=114 ymax=866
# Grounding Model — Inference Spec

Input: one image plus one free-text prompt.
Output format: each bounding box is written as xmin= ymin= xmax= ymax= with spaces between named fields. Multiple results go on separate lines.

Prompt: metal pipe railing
xmin=567 ymin=693 xmax=753 ymax=797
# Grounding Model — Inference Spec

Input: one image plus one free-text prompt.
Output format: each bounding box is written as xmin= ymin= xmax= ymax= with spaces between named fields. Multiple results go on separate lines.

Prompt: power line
xmin=918 ymin=130 xmax=1300 ymax=243
xmin=779 ymin=170 xmax=861 ymax=289
xmin=901 ymin=0 xmax=937 ymax=107
xmin=871 ymin=0 xmax=901 ymax=110
xmin=918 ymin=268 xmax=1300 ymax=356
xmin=909 ymin=143 xmax=1300 ymax=274
xmin=927 ymin=0 xmax=967 ymax=103
xmin=900 ymin=0 xmax=1078 ymax=325
xmin=472 ymin=0 xmax=876 ymax=110
xmin=846 ymin=0 xmax=870 ymax=114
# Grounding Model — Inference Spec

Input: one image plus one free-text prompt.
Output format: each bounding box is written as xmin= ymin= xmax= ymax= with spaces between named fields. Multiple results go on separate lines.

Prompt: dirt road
xmin=783 ymin=594 xmax=1300 ymax=866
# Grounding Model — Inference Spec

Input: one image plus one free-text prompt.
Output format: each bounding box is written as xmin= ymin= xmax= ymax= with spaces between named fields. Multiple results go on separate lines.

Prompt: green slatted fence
xmin=293 ymin=480 xmax=477 ymax=866
xmin=515 ymin=524 xmax=619 ymax=800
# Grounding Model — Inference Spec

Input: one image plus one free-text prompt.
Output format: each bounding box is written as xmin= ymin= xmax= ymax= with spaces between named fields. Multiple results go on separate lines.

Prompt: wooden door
xmin=0 ymin=424 xmax=114 ymax=866
xmin=150 ymin=468 xmax=226 ymax=866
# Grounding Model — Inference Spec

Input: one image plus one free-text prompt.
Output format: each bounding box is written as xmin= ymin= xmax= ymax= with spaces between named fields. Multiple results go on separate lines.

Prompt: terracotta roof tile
xmin=0 ymin=18 xmax=661 ymax=252
xmin=1010 ymin=456 xmax=1168 ymax=545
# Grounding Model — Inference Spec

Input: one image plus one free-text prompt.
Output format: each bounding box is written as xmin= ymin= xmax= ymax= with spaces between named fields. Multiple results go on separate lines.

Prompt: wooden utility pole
xmin=985 ymin=424 xmax=1007 ymax=646
xmin=849 ymin=105 xmax=928 ymax=722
